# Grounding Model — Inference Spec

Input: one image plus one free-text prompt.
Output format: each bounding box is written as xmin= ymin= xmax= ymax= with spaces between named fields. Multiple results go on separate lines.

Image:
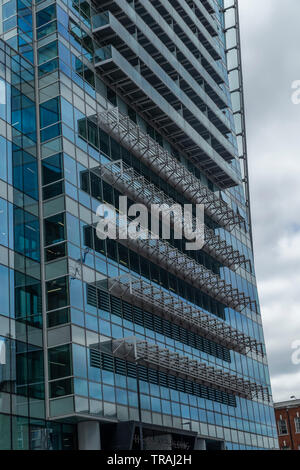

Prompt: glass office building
xmin=0 ymin=0 xmax=278 ymax=450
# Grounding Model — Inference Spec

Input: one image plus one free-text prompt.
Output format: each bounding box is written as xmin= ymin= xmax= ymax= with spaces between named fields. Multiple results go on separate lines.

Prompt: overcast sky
xmin=238 ymin=0 xmax=300 ymax=402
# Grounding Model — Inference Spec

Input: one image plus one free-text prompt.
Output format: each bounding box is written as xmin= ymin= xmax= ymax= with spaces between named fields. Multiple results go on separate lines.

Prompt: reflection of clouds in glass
xmin=0 ymin=79 xmax=5 ymax=105
xmin=0 ymin=339 xmax=5 ymax=365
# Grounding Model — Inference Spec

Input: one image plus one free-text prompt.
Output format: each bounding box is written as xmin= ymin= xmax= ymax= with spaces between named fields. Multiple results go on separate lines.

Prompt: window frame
xmin=277 ymin=419 xmax=288 ymax=436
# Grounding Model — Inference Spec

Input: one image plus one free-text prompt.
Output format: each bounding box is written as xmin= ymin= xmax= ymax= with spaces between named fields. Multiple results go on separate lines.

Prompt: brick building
xmin=274 ymin=399 xmax=300 ymax=450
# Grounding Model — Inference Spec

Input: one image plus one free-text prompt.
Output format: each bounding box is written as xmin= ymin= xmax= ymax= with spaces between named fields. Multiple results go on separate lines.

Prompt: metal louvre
xmin=95 ymin=159 xmax=248 ymax=271
xmin=100 ymin=274 xmax=264 ymax=357
xmin=93 ymin=208 xmax=254 ymax=312
xmin=93 ymin=10 xmax=230 ymax=139
xmin=96 ymin=0 xmax=227 ymax=110
xmin=96 ymin=108 xmax=245 ymax=230
xmin=106 ymin=336 xmax=270 ymax=402
xmin=94 ymin=46 xmax=239 ymax=188
xmin=152 ymin=0 xmax=221 ymax=61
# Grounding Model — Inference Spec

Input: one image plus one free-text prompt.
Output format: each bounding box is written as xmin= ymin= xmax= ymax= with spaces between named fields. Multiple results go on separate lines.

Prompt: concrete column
xmin=194 ymin=438 xmax=206 ymax=450
xmin=78 ymin=421 xmax=101 ymax=450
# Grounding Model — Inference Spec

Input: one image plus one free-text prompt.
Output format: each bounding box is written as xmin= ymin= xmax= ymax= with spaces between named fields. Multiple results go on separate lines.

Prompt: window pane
xmin=48 ymin=344 xmax=71 ymax=380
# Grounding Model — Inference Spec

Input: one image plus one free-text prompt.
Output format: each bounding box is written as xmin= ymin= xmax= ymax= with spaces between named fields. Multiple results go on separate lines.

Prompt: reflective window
xmin=49 ymin=344 xmax=71 ymax=380
xmin=44 ymin=213 xmax=65 ymax=247
xmin=46 ymin=276 xmax=69 ymax=311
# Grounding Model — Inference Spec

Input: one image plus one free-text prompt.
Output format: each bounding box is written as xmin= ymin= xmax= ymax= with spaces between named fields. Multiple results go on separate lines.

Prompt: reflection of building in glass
xmin=0 ymin=37 xmax=76 ymax=449
xmin=0 ymin=0 xmax=278 ymax=450
xmin=0 ymin=339 xmax=6 ymax=365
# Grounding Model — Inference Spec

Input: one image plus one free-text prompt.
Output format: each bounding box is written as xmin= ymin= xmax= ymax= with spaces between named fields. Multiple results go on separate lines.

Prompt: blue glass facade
xmin=0 ymin=33 xmax=76 ymax=448
xmin=0 ymin=0 xmax=278 ymax=450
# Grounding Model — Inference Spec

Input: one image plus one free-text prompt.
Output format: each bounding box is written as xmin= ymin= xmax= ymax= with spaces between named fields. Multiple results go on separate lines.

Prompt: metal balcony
xmin=93 ymin=210 xmax=254 ymax=312
xmin=154 ymin=0 xmax=221 ymax=61
xmin=99 ymin=336 xmax=270 ymax=401
xmin=134 ymin=0 xmax=223 ymax=84
xmin=96 ymin=108 xmax=245 ymax=227
xmin=93 ymin=10 xmax=231 ymax=140
xmin=94 ymin=159 xmax=248 ymax=271
xmin=96 ymin=0 xmax=228 ymax=110
xmin=99 ymin=274 xmax=264 ymax=357
xmin=94 ymin=46 xmax=239 ymax=187
xmin=100 ymin=5 xmax=230 ymax=130
xmin=185 ymin=0 xmax=219 ymax=37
